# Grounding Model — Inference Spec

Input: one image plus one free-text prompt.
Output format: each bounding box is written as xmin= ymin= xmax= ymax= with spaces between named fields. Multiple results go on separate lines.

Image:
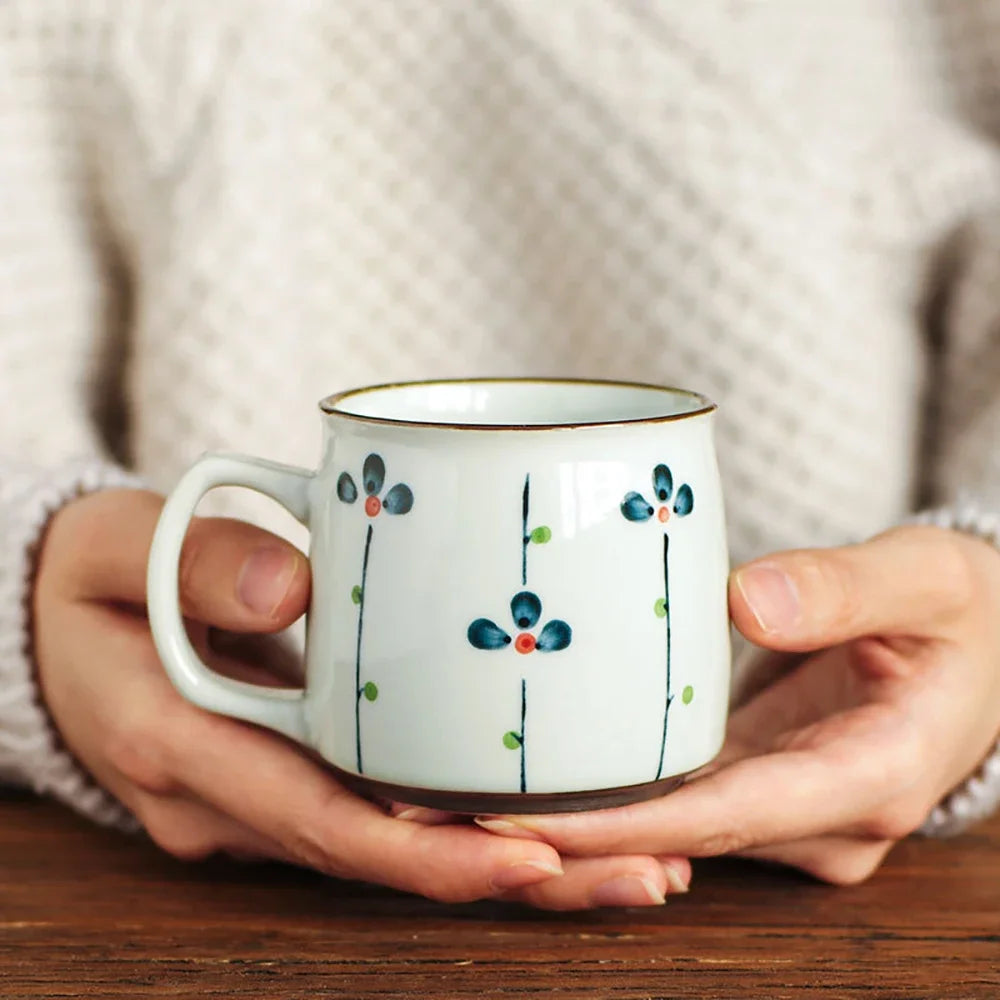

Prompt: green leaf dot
xmin=682 ymin=685 xmax=694 ymax=705
xmin=653 ymin=597 xmax=667 ymax=618
xmin=363 ymin=681 xmax=379 ymax=702
xmin=502 ymin=731 xmax=523 ymax=750
xmin=530 ymin=525 xmax=552 ymax=544
xmin=351 ymin=585 xmax=363 ymax=605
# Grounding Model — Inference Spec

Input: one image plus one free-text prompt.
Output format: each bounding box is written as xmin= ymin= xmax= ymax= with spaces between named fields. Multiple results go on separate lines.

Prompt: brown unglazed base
xmin=328 ymin=764 xmax=687 ymax=815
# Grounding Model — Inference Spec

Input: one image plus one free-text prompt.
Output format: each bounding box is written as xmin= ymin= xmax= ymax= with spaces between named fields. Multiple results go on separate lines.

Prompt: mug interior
xmin=321 ymin=379 xmax=713 ymax=429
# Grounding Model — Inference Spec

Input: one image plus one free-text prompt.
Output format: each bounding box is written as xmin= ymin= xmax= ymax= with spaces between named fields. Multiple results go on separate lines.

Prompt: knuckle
xmin=854 ymin=714 xmax=930 ymax=841
xmin=36 ymin=494 xmax=109 ymax=598
xmin=104 ymin=717 xmax=178 ymax=797
xmin=927 ymin=531 xmax=977 ymax=613
xmin=876 ymin=709 xmax=929 ymax=796
xmin=883 ymin=525 xmax=976 ymax=615
xmin=287 ymin=834 xmax=338 ymax=877
xmin=693 ymin=827 xmax=752 ymax=858
xmin=145 ymin=812 xmax=220 ymax=862
xmin=809 ymin=850 xmax=882 ymax=887
xmin=808 ymin=552 xmax=863 ymax=633
xmin=284 ymin=811 xmax=350 ymax=880
xmin=386 ymin=836 xmax=476 ymax=904
xmin=864 ymin=801 xmax=927 ymax=842
xmin=57 ymin=488 xmax=159 ymax=569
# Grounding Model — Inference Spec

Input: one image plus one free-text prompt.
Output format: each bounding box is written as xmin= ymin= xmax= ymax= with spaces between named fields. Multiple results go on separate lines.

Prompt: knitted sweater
xmin=3 ymin=1 xmax=1000 ymax=837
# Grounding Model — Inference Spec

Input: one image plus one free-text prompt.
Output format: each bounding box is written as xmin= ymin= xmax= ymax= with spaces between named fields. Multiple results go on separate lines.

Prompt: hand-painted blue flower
xmin=337 ymin=453 xmax=413 ymax=518
xmin=621 ymin=464 xmax=693 ymax=524
xmin=468 ymin=590 xmax=572 ymax=655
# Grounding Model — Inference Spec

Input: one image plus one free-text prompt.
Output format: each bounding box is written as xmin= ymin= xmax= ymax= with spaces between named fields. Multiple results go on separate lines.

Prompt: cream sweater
xmin=3 ymin=1 xmax=1000 ymax=836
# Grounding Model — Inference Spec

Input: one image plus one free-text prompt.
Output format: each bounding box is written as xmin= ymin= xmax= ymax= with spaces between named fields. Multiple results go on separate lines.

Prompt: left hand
xmin=36 ymin=489 xmax=691 ymax=910
xmin=471 ymin=525 xmax=1000 ymax=891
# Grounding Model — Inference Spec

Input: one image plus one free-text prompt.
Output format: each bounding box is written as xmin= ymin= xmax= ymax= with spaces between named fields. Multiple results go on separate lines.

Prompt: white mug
xmin=148 ymin=379 xmax=731 ymax=813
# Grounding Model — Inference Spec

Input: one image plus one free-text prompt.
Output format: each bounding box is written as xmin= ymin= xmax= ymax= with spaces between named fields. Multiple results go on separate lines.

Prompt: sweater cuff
xmin=0 ymin=458 xmax=142 ymax=831
xmin=910 ymin=500 xmax=1000 ymax=837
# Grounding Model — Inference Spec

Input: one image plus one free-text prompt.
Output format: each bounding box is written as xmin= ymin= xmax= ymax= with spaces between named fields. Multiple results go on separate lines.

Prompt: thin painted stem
xmin=521 ymin=475 xmax=530 ymax=586
xmin=656 ymin=532 xmax=672 ymax=781
xmin=519 ymin=677 xmax=527 ymax=794
xmin=355 ymin=523 xmax=374 ymax=773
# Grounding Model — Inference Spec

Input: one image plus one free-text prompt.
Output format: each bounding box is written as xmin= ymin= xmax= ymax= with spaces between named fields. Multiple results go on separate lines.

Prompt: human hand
xmin=473 ymin=526 xmax=1000 ymax=885
xmin=33 ymin=489 xmax=690 ymax=906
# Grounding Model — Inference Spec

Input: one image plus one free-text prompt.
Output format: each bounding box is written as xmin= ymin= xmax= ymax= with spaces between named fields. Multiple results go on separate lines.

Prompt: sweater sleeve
xmin=0 ymin=459 xmax=141 ymax=830
xmin=0 ymin=11 xmax=144 ymax=828
xmin=914 ymin=209 xmax=1000 ymax=836
xmin=912 ymin=503 xmax=1000 ymax=836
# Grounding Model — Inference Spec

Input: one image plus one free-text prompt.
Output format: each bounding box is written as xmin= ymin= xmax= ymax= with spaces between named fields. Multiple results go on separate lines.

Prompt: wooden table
xmin=1 ymin=791 xmax=998 ymax=998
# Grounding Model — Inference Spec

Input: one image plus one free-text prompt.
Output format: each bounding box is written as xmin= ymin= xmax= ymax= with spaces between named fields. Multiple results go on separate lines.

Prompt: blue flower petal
xmin=510 ymin=591 xmax=542 ymax=630
xmin=468 ymin=619 xmax=511 ymax=650
xmin=621 ymin=491 xmax=654 ymax=522
xmin=363 ymin=453 xmax=385 ymax=495
xmin=383 ymin=483 xmax=414 ymax=515
xmin=673 ymin=483 xmax=694 ymax=516
xmin=337 ymin=472 xmax=357 ymax=504
xmin=652 ymin=464 xmax=673 ymax=503
xmin=536 ymin=620 xmax=572 ymax=652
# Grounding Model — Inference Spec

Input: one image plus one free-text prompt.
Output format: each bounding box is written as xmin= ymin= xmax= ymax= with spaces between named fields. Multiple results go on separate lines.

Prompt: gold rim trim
xmin=319 ymin=377 xmax=716 ymax=431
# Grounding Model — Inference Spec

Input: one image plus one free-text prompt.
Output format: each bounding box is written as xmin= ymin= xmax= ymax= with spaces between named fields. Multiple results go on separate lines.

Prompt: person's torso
xmin=20 ymin=1 xmax=1000 ymax=565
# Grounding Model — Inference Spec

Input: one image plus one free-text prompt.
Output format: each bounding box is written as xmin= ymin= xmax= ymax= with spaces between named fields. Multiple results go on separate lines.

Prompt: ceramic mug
xmin=147 ymin=379 xmax=731 ymax=813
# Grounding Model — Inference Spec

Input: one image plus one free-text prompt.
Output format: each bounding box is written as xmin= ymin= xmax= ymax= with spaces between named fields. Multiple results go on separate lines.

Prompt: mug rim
xmin=319 ymin=377 xmax=716 ymax=431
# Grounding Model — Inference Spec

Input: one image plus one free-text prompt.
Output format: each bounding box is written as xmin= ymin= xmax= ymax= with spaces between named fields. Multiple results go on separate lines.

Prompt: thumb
xmin=729 ymin=525 xmax=972 ymax=651
xmin=60 ymin=489 xmax=310 ymax=632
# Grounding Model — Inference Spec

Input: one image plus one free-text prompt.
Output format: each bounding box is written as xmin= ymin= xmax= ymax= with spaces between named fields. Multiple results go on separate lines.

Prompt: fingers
xmin=57 ymin=602 xmax=561 ymax=905
xmin=146 ymin=782 xmax=691 ymax=909
xmin=177 ymin=519 xmax=309 ymax=631
xmin=729 ymin=525 xmax=975 ymax=651
xmin=388 ymin=808 xmax=691 ymax=909
xmin=504 ymin=855 xmax=690 ymax=910
xmin=83 ymin=604 xmax=686 ymax=910
xmin=163 ymin=706 xmax=567 ymax=904
xmin=475 ymin=702 xmax=924 ymax=860
xmin=388 ymin=803 xmax=459 ymax=825
xmin=97 ymin=620 xmax=567 ymax=903
xmin=55 ymin=489 xmax=310 ymax=631
xmin=152 ymin=738 xmax=692 ymax=909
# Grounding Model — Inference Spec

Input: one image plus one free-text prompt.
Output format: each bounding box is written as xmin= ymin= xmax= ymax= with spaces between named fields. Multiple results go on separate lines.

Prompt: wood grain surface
xmin=1 ymin=790 xmax=997 ymax=999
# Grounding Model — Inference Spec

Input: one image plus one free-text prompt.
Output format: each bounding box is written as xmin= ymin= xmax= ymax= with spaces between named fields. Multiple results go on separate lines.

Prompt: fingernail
xmin=735 ymin=564 xmax=801 ymax=634
xmin=393 ymin=807 xmax=424 ymax=821
xmin=590 ymin=875 xmax=666 ymax=908
xmin=489 ymin=859 xmax=564 ymax=892
xmin=661 ymin=862 xmax=690 ymax=894
xmin=393 ymin=806 xmax=453 ymax=825
xmin=474 ymin=817 xmax=545 ymax=842
xmin=237 ymin=547 xmax=298 ymax=617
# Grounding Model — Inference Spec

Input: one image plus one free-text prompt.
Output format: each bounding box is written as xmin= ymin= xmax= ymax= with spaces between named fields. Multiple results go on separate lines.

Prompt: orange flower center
xmin=514 ymin=633 xmax=536 ymax=654
xmin=658 ymin=506 xmax=670 ymax=523
xmin=365 ymin=495 xmax=382 ymax=517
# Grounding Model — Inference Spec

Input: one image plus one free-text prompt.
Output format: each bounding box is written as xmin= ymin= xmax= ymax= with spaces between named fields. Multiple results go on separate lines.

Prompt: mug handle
xmin=147 ymin=453 xmax=314 ymax=744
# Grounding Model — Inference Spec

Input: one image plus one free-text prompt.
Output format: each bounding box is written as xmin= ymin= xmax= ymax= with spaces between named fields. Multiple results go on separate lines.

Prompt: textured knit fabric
xmin=914 ymin=502 xmax=1000 ymax=836
xmin=4 ymin=1 xmax=1000 ymax=832
xmin=0 ymin=460 xmax=140 ymax=829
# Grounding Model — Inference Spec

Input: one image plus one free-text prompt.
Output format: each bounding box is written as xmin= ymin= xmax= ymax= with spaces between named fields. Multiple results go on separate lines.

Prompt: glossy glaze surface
xmin=151 ymin=381 xmax=731 ymax=805
xmin=307 ymin=381 xmax=730 ymax=796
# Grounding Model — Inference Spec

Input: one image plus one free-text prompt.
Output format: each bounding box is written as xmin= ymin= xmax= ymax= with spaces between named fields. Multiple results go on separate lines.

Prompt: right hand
xmin=32 ymin=488 xmax=690 ymax=908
